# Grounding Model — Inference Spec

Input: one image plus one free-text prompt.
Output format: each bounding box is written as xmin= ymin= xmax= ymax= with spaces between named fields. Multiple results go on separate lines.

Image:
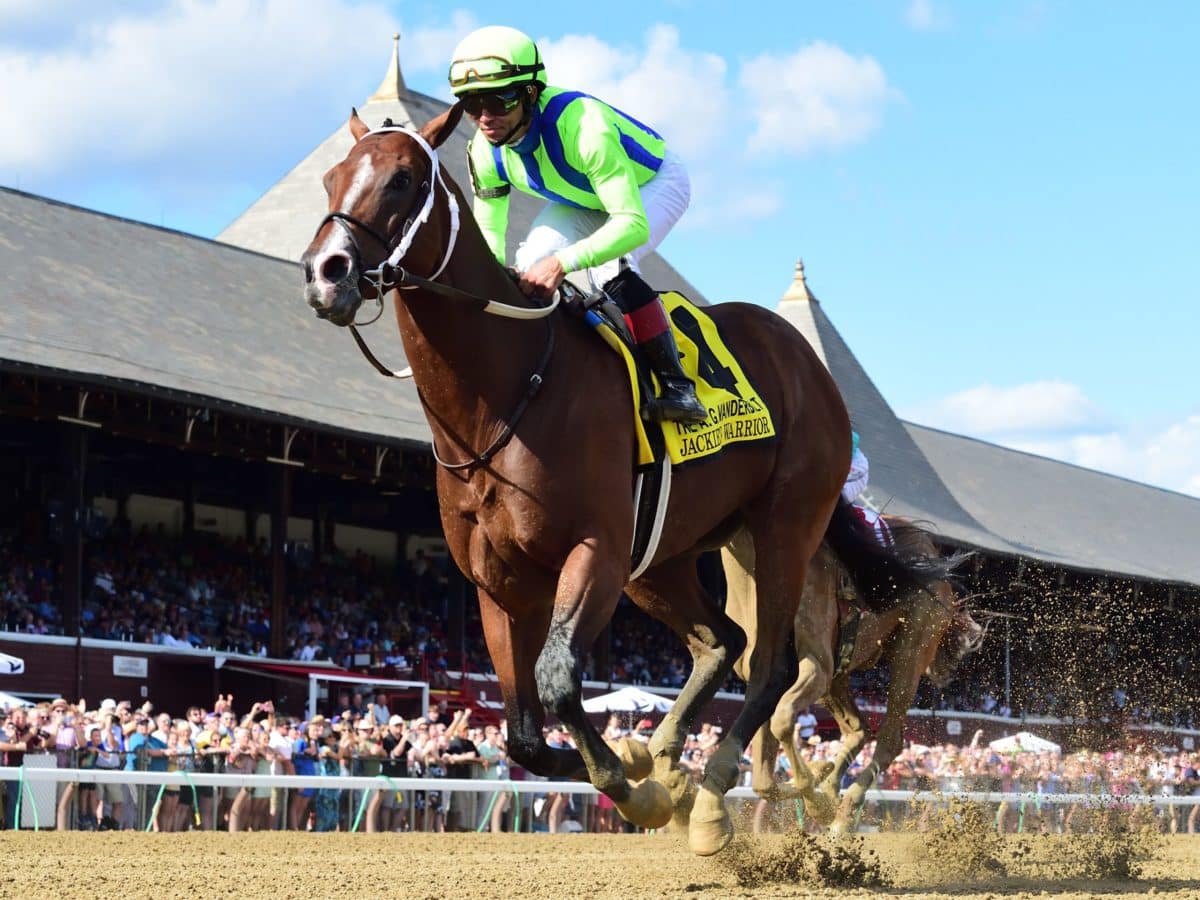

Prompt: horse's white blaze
xmin=313 ymin=154 xmax=376 ymax=273
xmin=341 ymin=153 xmax=376 ymax=216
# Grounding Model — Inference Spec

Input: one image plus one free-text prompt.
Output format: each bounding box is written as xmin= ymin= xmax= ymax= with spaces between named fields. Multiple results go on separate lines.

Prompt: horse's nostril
xmin=303 ymin=260 xmax=314 ymax=283
xmin=319 ymin=253 xmax=351 ymax=284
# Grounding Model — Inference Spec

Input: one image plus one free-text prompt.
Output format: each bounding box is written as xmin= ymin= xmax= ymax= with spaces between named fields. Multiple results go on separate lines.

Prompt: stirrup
xmin=654 ymin=382 xmax=708 ymax=424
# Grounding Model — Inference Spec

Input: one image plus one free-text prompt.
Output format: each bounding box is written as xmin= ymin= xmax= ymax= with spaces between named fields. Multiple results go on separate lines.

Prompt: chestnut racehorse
xmin=728 ymin=521 xmax=981 ymax=832
xmin=301 ymin=105 xmax=947 ymax=855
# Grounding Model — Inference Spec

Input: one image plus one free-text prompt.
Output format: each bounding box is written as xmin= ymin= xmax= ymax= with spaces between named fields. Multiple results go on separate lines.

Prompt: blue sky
xmin=2 ymin=1 xmax=1197 ymax=496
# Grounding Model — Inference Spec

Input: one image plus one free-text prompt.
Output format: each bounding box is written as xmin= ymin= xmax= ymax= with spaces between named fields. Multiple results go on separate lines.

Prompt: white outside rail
xmin=3 ymin=767 xmax=1198 ymax=806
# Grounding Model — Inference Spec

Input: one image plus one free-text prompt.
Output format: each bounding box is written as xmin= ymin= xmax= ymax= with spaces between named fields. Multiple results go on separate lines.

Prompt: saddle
xmin=561 ymin=283 xmax=664 ymax=425
xmin=562 ymin=283 xmax=776 ymax=468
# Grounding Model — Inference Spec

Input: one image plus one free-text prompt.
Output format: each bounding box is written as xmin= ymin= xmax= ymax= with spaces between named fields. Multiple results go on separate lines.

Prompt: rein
xmin=320 ymin=124 xmax=561 ymax=470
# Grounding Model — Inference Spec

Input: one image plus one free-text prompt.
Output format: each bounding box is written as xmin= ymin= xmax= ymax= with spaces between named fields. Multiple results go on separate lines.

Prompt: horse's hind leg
xmin=535 ymin=541 xmax=673 ymax=829
xmin=625 ymin=555 xmax=747 ymax=823
xmin=823 ymin=673 xmax=869 ymax=833
xmin=690 ymin=501 xmax=833 ymax=855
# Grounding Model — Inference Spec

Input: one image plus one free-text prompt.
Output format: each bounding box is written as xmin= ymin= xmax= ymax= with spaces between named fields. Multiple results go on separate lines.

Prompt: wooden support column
xmin=182 ymin=460 xmax=196 ymax=536
xmin=60 ymin=425 xmax=88 ymax=700
xmin=269 ymin=466 xmax=292 ymax=659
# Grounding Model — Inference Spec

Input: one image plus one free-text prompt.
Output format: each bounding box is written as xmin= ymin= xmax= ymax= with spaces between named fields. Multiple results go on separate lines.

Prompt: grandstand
xmin=1 ymin=39 xmax=1198 ymax=748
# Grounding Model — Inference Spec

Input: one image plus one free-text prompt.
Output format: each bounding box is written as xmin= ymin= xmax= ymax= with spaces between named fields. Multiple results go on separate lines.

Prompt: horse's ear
xmin=419 ymin=102 xmax=465 ymax=150
xmin=348 ymin=107 xmax=370 ymax=142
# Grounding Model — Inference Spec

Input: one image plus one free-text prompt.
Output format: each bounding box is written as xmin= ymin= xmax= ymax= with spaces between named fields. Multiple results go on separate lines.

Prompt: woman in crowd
xmin=290 ymin=718 xmax=323 ymax=831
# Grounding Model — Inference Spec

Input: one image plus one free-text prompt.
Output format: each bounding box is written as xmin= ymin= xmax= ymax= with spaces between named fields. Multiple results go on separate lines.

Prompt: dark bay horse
xmin=301 ymin=105 xmax=944 ymax=854
xmin=727 ymin=522 xmax=982 ymax=832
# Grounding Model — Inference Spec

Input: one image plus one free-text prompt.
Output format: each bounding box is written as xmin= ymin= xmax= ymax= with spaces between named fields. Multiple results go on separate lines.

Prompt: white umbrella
xmin=582 ymin=685 xmax=675 ymax=714
xmin=989 ymin=731 xmax=1061 ymax=754
xmin=0 ymin=689 xmax=32 ymax=709
xmin=0 ymin=651 xmax=24 ymax=675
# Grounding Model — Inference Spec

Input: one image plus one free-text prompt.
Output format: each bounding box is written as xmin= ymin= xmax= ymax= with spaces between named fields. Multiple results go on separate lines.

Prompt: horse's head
xmin=302 ymin=105 xmax=463 ymax=326
xmin=926 ymin=608 xmax=985 ymax=688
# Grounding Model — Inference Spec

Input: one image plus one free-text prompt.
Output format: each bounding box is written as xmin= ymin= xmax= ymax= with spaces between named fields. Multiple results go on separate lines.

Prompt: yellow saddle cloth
xmin=593 ymin=291 xmax=776 ymax=467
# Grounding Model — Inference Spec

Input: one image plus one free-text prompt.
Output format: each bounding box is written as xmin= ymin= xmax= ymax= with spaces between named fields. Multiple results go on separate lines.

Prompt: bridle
xmin=314 ymin=125 xmax=560 ymax=470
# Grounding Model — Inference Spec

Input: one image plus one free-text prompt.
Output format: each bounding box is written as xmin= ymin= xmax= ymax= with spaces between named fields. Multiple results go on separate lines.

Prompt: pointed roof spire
xmin=369 ymin=32 xmax=408 ymax=103
xmin=780 ymin=258 xmax=817 ymax=304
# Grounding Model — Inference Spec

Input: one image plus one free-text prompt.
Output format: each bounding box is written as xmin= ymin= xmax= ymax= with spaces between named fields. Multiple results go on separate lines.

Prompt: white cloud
xmin=397 ymin=10 xmax=479 ymax=74
xmin=539 ymin=25 xmax=728 ymax=162
xmin=0 ymin=11 xmax=890 ymax=232
xmin=0 ymin=0 xmax=397 ymax=176
xmin=904 ymin=380 xmax=1108 ymax=436
xmin=905 ymin=0 xmax=950 ymax=31
xmin=904 ymin=381 xmax=1200 ymax=497
xmin=539 ymin=25 xmax=777 ymax=227
xmin=1006 ymin=415 xmax=1200 ymax=498
xmin=739 ymin=41 xmax=895 ymax=156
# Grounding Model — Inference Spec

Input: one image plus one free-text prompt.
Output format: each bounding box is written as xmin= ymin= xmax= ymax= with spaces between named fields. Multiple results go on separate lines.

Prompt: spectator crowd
xmin=5 ymin=691 xmax=1200 ymax=836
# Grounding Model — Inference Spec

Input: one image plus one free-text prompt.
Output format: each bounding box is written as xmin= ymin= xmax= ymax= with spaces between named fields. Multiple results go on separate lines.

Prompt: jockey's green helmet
xmin=448 ymin=26 xmax=545 ymax=96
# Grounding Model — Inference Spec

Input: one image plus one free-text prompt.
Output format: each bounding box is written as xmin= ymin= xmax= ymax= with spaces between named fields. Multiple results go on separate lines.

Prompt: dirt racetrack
xmin=3 ymin=830 xmax=1200 ymax=899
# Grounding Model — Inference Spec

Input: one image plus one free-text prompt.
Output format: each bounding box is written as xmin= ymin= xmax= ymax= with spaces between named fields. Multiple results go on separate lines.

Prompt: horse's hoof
xmin=654 ymin=767 xmax=696 ymax=826
xmin=608 ymin=737 xmax=653 ymax=782
xmin=615 ymin=779 xmax=673 ymax=829
xmin=804 ymin=791 xmax=837 ymax=827
xmin=828 ymin=816 xmax=854 ymax=836
xmin=689 ymin=791 xmax=733 ymax=857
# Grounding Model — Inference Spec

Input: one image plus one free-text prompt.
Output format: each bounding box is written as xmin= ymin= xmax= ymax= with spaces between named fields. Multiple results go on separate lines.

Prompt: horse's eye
xmin=388 ymin=172 xmax=411 ymax=192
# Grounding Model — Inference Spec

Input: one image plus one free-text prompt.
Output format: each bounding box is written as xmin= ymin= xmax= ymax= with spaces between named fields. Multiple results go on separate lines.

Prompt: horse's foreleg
xmin=535 ymin=542 xmax=672 ymax=829
xmin=770 ymin=647 xmax=837 ymax=826
xmin=478 ymin=589 xmax=586 ymax=780
xmin=626 ymin=556 xmax=746 ymax=824
xmin=840 ymin=601 xmax=944 ymax=827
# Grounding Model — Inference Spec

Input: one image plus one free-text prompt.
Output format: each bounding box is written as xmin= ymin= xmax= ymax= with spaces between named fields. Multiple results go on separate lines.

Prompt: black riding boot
xmin=604 ymin=267 xmax=705 ymax=427
xmin=602 ymin=268 xmax=708 ymax=425
xmin=639 ymin=329 xmax=709 ymax=424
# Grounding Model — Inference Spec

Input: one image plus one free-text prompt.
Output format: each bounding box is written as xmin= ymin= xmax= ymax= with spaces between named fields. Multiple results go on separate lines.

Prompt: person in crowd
xmin=290 ymin=716 xmax=323 ymax=831
xmin=353 ymin=716 xmax=385 ymax=832
xmin=1 ymin=706 xmax=43 ymax=829
xmin=171 ymin=718 xmax=198 ymax=831
xmin=476 ymin=723 xmax=510 ymax=833
xmin=442 ymin=709 xmax=480 ymax=832
xmin=193 ymin=712 xmax=228 ymax=831
xmin=48 ymin=699 xmax=80 ymax=831
xmin=266 ymin=711 xmax=294 ymax=830
xmin=224 ymin=726 xmax=255 ymax=832
xmin=249 ymin=722 xmax=275 ymax=830
xmin=76 ymin=724 xmax=101 ymax=831
xmin=379 ymin=714 xmax=412 ymax=832
xmin=93 ymin=713 xmax=125 ymax=829
xmin=313 ymin=728 xmax=344 ymax=832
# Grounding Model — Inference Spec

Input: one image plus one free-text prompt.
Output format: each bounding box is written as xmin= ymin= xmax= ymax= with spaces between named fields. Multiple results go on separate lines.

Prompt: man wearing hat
xmin=0 ymin=707 xmax=43 ymax=829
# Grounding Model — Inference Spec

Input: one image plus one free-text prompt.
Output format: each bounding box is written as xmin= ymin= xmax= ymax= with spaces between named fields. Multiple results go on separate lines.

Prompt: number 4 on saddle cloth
xmin=576 ymin=289 xmax=777 ymax=578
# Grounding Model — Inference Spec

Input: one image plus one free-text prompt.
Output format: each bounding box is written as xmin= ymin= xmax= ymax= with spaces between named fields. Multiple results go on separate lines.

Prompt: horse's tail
xmin=823 ymin=499 xmax=964 ymax=613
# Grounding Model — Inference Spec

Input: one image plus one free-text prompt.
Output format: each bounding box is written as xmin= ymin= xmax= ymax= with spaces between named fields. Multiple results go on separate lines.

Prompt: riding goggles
xmin=460 ymin=87 xmax=525 ymax=118
xmin=448 ymin=55 xmax=543 ymax=89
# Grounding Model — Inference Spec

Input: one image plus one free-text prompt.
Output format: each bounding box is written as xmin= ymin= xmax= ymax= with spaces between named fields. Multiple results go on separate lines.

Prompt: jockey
xmin=448 ymin=25 xmax=707 ymax=424
xmin=842 ymin=431 xmax=893 ymax=547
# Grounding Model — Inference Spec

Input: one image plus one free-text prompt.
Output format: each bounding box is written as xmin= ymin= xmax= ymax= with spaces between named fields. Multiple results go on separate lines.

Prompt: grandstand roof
xmin=905 ymin=422 xmax=1200 ymax=588
xmin=217 ymin=36 xmax=705 ymax=301
xmin=0 ymin=185 xmax=430 ymax=447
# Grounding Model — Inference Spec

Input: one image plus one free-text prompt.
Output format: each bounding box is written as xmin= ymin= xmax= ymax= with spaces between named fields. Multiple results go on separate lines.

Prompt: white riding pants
xmin=513 ymin=150 xmax=691 ymax=291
